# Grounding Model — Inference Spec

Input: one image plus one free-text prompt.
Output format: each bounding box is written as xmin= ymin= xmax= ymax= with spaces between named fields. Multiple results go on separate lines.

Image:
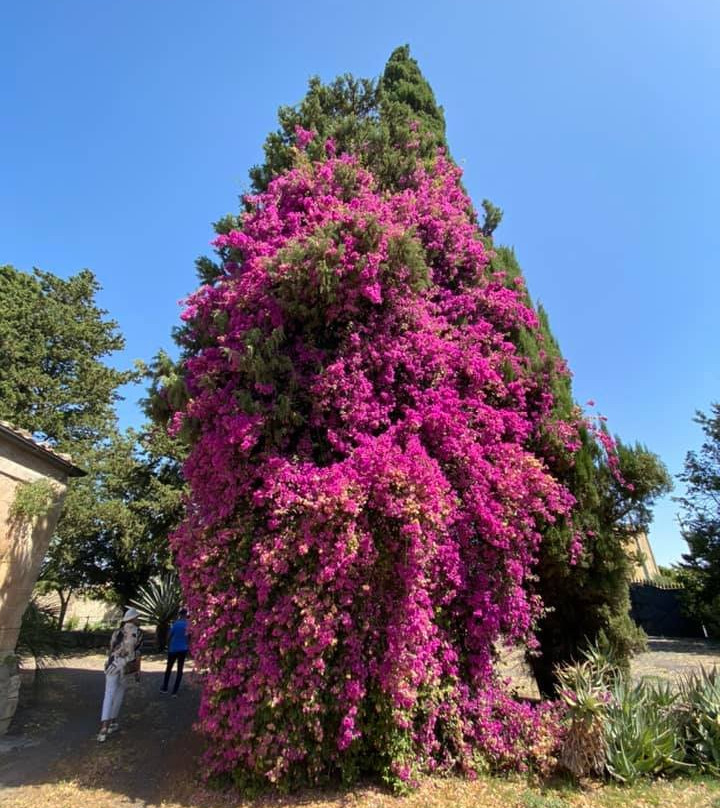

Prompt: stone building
xmin=628 ymin=531 xmax=661 ymax=583
xmin=0 ymin=421 xmax=84 ymax=734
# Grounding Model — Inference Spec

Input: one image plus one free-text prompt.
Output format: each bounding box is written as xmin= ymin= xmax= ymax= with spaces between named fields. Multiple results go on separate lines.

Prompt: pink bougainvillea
xmin=170 ymin=148 xmax=577 ymax=787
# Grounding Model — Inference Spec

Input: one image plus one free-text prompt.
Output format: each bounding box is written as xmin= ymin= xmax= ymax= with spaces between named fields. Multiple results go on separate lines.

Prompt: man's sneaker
xmin=171 ymin=693 xmax=178 ymax=698
xmin=160 ymin=688 xmax=168 ymax=695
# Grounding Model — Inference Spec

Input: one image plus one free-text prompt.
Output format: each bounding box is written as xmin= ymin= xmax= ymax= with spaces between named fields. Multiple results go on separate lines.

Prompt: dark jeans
xmin=162 ymin=651 xmax=187 ymax=694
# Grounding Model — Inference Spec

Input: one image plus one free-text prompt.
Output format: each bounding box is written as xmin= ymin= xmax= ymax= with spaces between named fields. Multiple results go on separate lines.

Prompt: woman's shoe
xmin=97 ymin=730 xmax=108 ymax=743
xmin=108 ymin=721 xmax=119 ymax=734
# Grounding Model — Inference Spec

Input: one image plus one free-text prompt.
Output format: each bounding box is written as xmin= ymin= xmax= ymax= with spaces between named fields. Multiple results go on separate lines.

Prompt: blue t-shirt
xmin=168 ymin=618 xmax=189 ymax=653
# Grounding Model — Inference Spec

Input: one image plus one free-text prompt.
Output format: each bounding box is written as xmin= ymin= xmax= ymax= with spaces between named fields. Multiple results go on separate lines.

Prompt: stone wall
xmin=37 ymin=593 xmax=121 ymax=629
xmin=0 ymin=428 xmax=81 ymax=734
xmin=628 ymin=531 xmax=661 ymax=583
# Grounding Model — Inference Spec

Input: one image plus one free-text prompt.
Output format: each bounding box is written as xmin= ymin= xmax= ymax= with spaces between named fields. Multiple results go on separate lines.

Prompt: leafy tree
xmin=485 ymin=244 xmax=671 ymax=691
xmin=249 ymin=44 xmax=447 ymax=196
xmin=0 ymin=265 xmax=181 ymax=612
xmin=0 ymin=265 xmax=131 ymax=448
xmin=676 ymin=404 xmax=720 ymax=635
xmin=240 ymin=50 xmax=672 ymax=696
xmin=39 ymin=427 xmax=184 ymax=618
xmin=170 ymin=112 xmax=572 ymax=789
xmin=529 ymin=432 xmax=671 ymax=693
xmin=154 ymin=46 xmax=671 ymax=717
xmin=480 ymin=199 xmax=504 ymax=237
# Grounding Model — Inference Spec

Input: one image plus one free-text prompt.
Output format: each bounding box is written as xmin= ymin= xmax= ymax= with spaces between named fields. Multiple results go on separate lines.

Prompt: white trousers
xmin=100 ymin=672 xmax=127 ymax=722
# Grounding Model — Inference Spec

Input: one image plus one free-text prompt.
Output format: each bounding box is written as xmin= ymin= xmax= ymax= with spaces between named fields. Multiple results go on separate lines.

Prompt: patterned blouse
xmin=105 ymin=622 xmax=143 ymax=676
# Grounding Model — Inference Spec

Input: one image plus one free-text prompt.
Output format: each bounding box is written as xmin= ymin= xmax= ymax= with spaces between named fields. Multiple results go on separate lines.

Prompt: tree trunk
xmin=56 ymin=588 xmax=72 ymax=631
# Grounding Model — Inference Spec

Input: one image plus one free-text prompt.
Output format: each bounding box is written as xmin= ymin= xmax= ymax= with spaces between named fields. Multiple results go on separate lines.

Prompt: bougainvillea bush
xmin=169 ymin=136 xmax=579 ymax=788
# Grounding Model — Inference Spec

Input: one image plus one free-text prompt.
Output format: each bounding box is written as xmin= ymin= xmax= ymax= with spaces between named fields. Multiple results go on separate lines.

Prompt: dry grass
xmin=1 ymin=774 xmax=719 ymax=808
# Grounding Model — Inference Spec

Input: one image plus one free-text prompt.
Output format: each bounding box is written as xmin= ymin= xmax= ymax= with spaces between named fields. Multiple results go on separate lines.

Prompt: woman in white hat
xmin=97 ymin=607 xmax=144 ymax=742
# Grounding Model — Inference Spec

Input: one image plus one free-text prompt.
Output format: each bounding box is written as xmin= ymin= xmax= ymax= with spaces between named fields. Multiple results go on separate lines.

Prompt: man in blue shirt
xmin=161 ymin=608 xmax=190 ymax=696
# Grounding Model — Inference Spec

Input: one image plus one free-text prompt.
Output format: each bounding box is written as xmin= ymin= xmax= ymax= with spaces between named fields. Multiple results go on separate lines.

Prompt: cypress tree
xmin=161 ymin=46 xmax=670 ymax=702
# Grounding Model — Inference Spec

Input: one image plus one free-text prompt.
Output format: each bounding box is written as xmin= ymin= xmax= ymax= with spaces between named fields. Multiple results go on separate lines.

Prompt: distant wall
xmin=37 ymin=593 xmax=121 ymax=628
xmin=630 ymin=582 xmax=704 ymax=638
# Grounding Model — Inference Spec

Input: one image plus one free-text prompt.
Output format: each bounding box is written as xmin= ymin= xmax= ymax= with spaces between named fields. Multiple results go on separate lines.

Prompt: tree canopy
xmin=227 ymin=46 xmax=672 ymax=696
xmin=676 ymin=404 xmax=720 ymax=635
xmin=0 ymin=265 xmax=182 ymax=611
xmin=0 ymin=265 xmax=131 ymax=448
xmin=156 ymin=45 xmax=673 ymax=785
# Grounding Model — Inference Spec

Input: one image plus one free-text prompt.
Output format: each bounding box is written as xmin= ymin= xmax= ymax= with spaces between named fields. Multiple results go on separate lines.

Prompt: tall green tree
xmin=486 ymin=247 xmax=672 ymax=692
xmin=39 ymin=428 xmax=184 ymax=618
xmin=248 ymin=45 xmax=446 ymax=196
xmin=676 ymin=404 xmax=720 ymax=636
xmin=1 ymin=265 xmax=181 ymax=611
xmin=0 ymin=266 xmax=131 ymax=448
xmin=158 ymin=45 xmax=670 ymax=694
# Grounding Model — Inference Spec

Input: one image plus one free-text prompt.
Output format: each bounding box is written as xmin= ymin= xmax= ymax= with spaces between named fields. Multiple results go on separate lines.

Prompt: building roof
xmin=0 ymin=420 xmax=86 ymax=478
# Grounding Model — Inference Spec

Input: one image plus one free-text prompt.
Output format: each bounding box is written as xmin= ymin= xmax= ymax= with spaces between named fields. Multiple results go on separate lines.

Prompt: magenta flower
xmin=170 ymin=150 xmax=574 ymax=787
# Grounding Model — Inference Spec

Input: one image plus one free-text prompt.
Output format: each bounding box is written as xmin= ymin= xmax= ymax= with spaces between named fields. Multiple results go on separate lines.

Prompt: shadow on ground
xmin=0 ymin=657 xmax=206 ymax=807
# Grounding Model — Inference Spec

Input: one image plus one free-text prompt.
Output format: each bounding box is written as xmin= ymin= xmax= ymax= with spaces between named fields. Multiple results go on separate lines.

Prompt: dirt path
xmin=0 ymin=654 xmax=205 ymax=807
xmin=633 ymin=637 xmax=720 ymax=681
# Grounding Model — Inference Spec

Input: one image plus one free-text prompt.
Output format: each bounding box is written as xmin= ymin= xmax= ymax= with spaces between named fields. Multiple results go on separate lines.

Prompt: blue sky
xmin=2 ymin=1 xmax=719 ymax=565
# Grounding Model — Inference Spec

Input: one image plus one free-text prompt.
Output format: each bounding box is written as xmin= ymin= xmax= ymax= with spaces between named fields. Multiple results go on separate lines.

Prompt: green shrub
xmin=679 ymin=667 xmax=720 ymax=775
xmin=130 ymin=572 xmax=182 ymax=650
xmin=603 ymin=678 xmax=689 ymax=784
xmin=10 ymin=479 xmax=58 ymax=522
xmin=557 ymin=640 xmax=692 ymax=783
xmin=557 ymin=657 xmax=610 ymax=778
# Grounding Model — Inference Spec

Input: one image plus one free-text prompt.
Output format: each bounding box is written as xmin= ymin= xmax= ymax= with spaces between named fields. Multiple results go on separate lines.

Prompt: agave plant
xmin=556 ymin=658 xmax=610 ymax=778
xmin=130 ymin=572 xmax=183 ymax=651
xmin=679 ymin=667 xmax=720 ymax=775
xmin=556 ymin=638 xmax=689 ymax=783
xmin=603 ymin=678 xmax=689 ymax=784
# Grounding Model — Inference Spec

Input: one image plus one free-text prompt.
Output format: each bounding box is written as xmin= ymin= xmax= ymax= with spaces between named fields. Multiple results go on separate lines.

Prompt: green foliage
xmin=159 ymin=45 xmax=671 ymax=704
xmin=130 ymin=572 xmax=183 ymax=650
xmin=249 ymin=73 xmax=380 ymax=193
xmin=0 ymin=265 xmax=133 ymax=448
xmin=485 ymin=245 xmax=670 ymax=695
xmin=679 ymin=667 xmax=720 ymax=775
xmin=40 ymin=428 xmax=184 ymax=607
xmin=653 ymin=565 xmax=683 ymax=588
xmin=16 ymin=599 xmax=66 ymax=665
xmin=676 ymin=404 xmax=720 ymax=636
xmin=10 ymin=479 xmax=58 ymax=522
xmin=557 ymin=645 xmax=687 ymax=783
xmin=248 ymin=44 xmax=447 ymax=196
xmin=0 ymin=264 xmax=178 ymax=609
xmin=556 ymin=642 xmax=620 ymax=779
xmin=481 ymin=199 xmax=504 ymax=237
xmin=554 ymin=642 xmax=720 ymax=785
xmin=603 ymin=679 xmax=688 ymax=784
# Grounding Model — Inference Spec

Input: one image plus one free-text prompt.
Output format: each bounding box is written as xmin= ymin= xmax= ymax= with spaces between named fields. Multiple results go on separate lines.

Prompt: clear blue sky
xmin=3 ymin=1 xmax=719 ymax=565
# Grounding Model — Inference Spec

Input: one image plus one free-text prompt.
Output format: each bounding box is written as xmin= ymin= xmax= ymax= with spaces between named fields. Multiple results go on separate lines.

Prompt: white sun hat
xmin=122 ymin=607 xmax=140 ymax=623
